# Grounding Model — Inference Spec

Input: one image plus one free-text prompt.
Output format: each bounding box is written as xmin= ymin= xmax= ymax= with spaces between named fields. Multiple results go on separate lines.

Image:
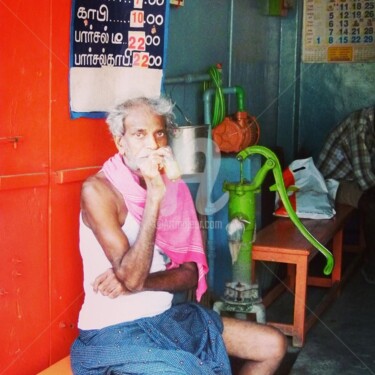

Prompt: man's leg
xmin=222 ymin=317 xmax=287 ymax=375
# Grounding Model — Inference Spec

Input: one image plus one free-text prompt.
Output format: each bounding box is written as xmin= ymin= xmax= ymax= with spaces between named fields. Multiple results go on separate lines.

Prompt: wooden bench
xmin=252 ymin=204 xmax=362 ymax=347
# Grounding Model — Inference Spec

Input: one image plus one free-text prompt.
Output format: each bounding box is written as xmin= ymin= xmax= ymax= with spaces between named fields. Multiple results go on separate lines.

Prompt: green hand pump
xmin=213 ymin=145 xmax=334 ymax=321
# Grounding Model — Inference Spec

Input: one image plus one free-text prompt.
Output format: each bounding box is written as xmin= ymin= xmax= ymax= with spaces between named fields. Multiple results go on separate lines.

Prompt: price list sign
xmin=302 ymin=0 xmax=375 ymax=63
xmin=69 ymin=0 xmax=169 ymax=118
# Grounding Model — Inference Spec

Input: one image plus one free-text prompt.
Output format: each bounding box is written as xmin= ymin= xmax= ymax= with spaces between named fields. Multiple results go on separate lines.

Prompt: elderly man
xmin=70 ymin=96 xmax=286 ymax=374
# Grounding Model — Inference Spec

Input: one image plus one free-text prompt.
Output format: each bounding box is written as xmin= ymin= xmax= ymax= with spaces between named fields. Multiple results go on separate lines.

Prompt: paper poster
xmin=69 ymin=0 xmax=169 ymax=118
xmin=302 ymin=0 xmax=375 ymax=63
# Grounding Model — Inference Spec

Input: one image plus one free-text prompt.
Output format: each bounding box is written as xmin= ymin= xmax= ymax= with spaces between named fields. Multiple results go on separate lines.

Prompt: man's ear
xmin=114 ymin=136 xmax=125 ymax=154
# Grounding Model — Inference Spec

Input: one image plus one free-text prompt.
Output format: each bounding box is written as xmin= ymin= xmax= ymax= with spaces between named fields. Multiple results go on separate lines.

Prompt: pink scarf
xmin=102 ymin=153 xmax=208 ymax=301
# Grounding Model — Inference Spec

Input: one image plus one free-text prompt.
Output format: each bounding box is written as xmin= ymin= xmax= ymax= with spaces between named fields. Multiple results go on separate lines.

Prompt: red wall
xmin=0 ymin=1 xmax=116 ymax=373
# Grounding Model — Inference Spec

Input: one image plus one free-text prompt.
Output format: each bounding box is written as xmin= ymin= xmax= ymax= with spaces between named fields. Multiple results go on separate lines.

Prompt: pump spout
xmin=237 ymin=146 xmax=334 ymax=275
xmin=227 ymin=218 xmax=245 ymax=264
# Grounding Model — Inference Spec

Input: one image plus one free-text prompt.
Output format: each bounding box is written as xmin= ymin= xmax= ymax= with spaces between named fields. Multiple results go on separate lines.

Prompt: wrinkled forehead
xmin=123 ymin=104 xmax=166 ymax=131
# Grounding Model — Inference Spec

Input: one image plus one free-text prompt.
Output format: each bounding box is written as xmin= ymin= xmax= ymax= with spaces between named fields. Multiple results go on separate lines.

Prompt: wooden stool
xmin=37 ymin=356 xmax=72 ymax=375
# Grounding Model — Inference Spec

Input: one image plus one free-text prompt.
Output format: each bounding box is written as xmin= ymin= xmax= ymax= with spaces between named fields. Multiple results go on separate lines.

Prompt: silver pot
xmin=168 ymin=125 xmax=208 ymax=175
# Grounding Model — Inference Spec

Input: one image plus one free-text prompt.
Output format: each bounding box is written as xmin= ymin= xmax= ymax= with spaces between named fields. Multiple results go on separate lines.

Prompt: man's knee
xmin=267 ymin=326 xmax=288 ymax=360
xmin=222 ymin=318 xmax=287 ymax=362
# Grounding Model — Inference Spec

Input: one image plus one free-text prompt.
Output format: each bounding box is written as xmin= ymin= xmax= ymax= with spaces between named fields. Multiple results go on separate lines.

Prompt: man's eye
xmin=156 ymin=131 xmax=166 ymax=138
xmin=135 ymin=132 xmax=145 ymax=138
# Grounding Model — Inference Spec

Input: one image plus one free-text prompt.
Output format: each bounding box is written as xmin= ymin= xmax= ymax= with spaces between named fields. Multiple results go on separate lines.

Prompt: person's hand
xmin=137 ymin=148 xmax=172 ymax=200
xmin=92 ymin=268 xmax=130 ymax=298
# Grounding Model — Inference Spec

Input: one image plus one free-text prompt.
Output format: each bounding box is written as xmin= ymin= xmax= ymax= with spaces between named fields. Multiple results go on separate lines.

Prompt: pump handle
xmin=237 ymin=146 xmax=334 ymax=275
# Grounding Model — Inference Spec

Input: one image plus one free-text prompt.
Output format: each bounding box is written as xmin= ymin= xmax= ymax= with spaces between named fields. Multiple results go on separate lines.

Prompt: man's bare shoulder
xmin=81 ymin=171 xmax=123 ymax=207
xmin=81 ymin=171 xmax=126 ymax=227
xmin=82 ymin=171 xmax=112 ymax=194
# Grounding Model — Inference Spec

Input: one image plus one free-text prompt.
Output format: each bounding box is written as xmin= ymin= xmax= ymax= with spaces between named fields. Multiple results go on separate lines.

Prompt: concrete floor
xmin=228 ymin=212 xmax=375 ymax=375
xmin=288 ymin=268 xmax=375 ymax=375
xmin=267 ymin=265 xmax=375 ymax=375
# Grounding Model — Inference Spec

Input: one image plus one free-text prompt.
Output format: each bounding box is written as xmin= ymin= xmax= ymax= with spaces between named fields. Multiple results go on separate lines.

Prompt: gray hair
xmin=106 ymin=96 xmax=175 ymax=137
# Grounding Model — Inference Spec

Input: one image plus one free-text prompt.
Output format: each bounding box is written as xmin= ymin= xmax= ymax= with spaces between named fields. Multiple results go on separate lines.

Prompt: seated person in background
xmin=70 ymin=96 xmax=287 ymax=375
xmin=316 ymin=105 xmax=375 ymax=284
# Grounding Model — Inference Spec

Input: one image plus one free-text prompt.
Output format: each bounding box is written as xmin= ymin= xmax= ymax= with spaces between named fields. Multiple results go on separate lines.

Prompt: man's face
xmin=116 ymin=107 xmax=168 ymax=172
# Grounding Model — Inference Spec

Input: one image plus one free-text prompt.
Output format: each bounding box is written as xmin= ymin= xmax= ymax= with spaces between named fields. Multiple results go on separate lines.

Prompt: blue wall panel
xmin=164 ymin=0 xmax=375 ymax=294
xmin=165 ymin=1 xmax=280 ymax=295
xmin=299 ymin=63 xmax=375 ymax=160
xmin=277 ymin=1 xmax=375 ymax=163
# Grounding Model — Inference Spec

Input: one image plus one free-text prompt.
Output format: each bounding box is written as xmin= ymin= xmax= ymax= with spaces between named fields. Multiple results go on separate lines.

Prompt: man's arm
xmin=82 ymin=152 xmax=198 ymax=297
xmin=81 ymin=171 xmax=164 ymax=293
xmin=93 ymin=262 xmax=198 ymax=298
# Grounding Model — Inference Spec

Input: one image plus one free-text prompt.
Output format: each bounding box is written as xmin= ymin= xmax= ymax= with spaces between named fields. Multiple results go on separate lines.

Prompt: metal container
xmin=168 ymin=125 xmax=208 ymax=175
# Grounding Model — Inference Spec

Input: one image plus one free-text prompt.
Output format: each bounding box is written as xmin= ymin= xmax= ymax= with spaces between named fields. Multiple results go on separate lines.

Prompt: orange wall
xmin=0 ymin=1 xmax=116 ymax=373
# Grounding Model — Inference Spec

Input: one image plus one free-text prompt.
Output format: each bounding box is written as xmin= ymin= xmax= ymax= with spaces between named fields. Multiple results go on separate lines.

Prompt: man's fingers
xmin=92 ymin=272 xmax=108 ymax=292
xmin=108 ymin=285 xmax=124 ymax=298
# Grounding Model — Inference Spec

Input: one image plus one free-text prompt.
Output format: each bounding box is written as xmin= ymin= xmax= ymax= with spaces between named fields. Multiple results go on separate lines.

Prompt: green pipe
xmin=203 ymin=85 xmax=246 ymax=125
xmin=234 ymin=86 xmax=245 ymax=112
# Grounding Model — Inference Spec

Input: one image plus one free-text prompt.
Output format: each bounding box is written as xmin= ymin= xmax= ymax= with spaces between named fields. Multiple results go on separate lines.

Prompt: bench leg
xmin=287 ymin=263 xmax=296 ymax=291
xmin=331 ymin=229 xmax=343 ymax=284
xmin=293 ymin=257 xmax=309 ymax=347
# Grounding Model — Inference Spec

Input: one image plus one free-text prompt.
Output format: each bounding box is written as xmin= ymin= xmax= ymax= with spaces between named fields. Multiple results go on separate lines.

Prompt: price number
xmin=128 ymin=31 xmax=146 ymax=51
xmin=130 ymin=10 xmax=144 ymax=28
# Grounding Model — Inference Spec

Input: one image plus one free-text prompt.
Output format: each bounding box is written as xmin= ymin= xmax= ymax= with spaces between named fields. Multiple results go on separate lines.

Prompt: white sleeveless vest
xmin=77 ymin=212 xmax=173 ymax=330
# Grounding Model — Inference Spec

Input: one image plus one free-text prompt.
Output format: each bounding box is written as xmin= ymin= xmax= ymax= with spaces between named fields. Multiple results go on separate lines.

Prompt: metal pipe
xmin=203 ymin=86 xmax=245 ymax=123
xmin=203 ymin=85 xmax=245 ymax=124
xmin=202 ymin=85 xmax=246 ymax=290
xmin=164 ymin=73 xmax=211 ymax=85
xmin=202 ymin=88 xmax=216 ymax=289
xmin=228 ymin=0 xmax=234 ymax=88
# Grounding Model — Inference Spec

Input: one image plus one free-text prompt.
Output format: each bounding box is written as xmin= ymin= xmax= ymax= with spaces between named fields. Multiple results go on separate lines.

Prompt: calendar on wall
xmin=69 ymin=0 xmax=169 ymax=118
xmin=302 ymin=0 xmax=375 ymax=63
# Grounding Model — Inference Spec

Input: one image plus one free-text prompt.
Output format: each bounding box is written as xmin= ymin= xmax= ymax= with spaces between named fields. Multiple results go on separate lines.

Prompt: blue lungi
xmin=70 ymin=302 xmax=231 ymax=374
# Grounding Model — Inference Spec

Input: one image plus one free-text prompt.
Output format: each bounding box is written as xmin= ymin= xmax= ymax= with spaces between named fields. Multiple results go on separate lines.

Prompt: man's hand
xmin=137 ymin=148 xmax=174 ymax=201
xmin=93 ymin=268 xmax=129 ymax=298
